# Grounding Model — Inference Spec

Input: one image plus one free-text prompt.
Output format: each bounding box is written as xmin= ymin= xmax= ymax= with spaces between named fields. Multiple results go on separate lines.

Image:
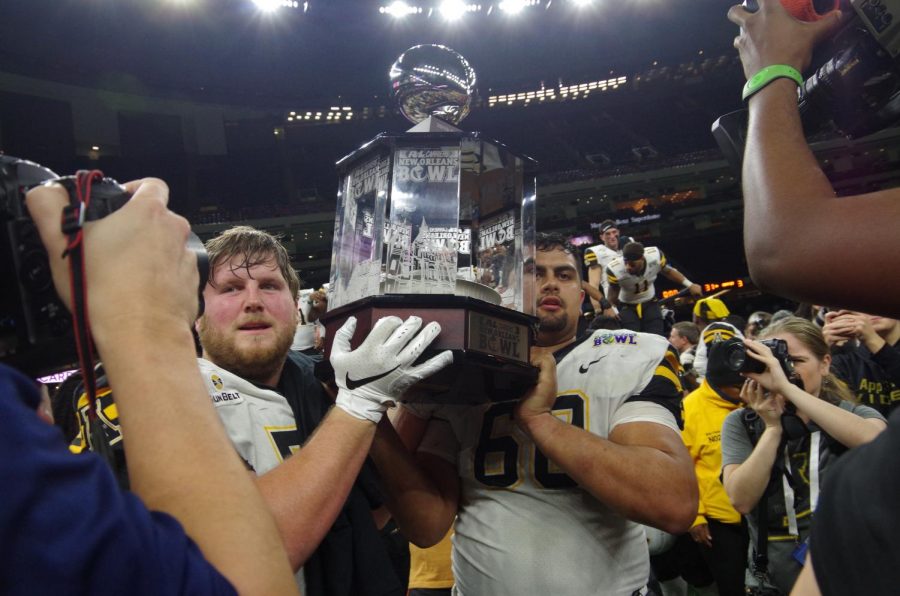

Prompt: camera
xmin=709 ymin=337 xmax=794 ymax=379
xmin=0 ymin=156 xmax=208 ymax=376
xmin=717 ymin=337 xmax=794 ymax=376
xmin=706 ymin=337 xmax=800 ymax=391
xmin=713 ymin=0 xmax=900 ymax=172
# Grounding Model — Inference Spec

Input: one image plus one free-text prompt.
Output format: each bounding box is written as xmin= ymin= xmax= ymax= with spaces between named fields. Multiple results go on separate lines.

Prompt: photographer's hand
xmin=26 ymin=178 xmax=198 ymax=339
xmin=741 ymin=378 xmax=784 ymax=429
xmin=727 ymin=0 xmax=842 ymax=78
xmin=741 ymin=339 xmax=792 ymax=395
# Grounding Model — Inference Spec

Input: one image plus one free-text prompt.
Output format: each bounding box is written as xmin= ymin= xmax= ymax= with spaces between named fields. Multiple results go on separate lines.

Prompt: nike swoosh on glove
xmin=331 ymin=315 xmax=453 ymax=423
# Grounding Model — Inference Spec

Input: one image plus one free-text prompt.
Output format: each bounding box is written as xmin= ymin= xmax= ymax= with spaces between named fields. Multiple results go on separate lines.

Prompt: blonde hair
xmin=759 ymin=316 xmax=856 ymax=405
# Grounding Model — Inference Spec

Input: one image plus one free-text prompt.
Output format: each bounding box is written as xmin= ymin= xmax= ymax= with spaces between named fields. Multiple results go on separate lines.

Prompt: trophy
xmin=321 ymin=44 xmax=539 ymax=404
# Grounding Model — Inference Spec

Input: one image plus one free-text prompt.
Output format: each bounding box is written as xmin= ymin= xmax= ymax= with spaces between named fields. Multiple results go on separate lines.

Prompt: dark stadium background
xmin=2 ymin=0 xmax=898 ymax=318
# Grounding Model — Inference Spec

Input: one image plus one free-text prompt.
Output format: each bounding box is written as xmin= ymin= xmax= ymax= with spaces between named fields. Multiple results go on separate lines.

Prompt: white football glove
xmin=332 ymin=315 xmax=453 ymax=423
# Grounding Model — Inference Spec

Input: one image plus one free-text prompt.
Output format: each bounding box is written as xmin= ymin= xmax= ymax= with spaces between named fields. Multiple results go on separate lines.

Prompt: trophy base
xmin=320 ymin=295 xmax=539 ymax=404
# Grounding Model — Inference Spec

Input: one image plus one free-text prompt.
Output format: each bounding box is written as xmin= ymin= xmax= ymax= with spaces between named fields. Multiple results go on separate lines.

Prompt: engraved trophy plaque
xmin=321 ymin=44 xmax=538 ymax=404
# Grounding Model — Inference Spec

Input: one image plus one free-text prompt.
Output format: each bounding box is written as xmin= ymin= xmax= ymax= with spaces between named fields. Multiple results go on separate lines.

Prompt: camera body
xmin=1 ymin=157 xmax=75 ymax=376
xmin=719 ymin=337 xmax=794 ymax=376
xmin=800 ymin=0 xmax=900 ymax=139
xmin=713 ymin=0 xmax=900 ymax=171
xmin=0 ymin=156 xmax=207 ymax=376
xmin=706 ymin=336 xmax=799 ymax=391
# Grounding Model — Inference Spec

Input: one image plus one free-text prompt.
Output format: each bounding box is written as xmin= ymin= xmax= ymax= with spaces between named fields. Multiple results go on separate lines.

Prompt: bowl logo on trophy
xmin=322 ymin=45 xmax=539 ymax=403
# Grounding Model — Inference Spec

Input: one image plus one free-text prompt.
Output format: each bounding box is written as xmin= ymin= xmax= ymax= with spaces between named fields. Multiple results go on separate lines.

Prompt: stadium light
xmin=439 ymin=0 xmax=468 ymax=21
xmin=380 ymin=1 xmax=421 ymax=17
xmin=498 ymin=0 xmax=537 ymax=14
xmin=251 ymin=0 xmax=301 ymax=11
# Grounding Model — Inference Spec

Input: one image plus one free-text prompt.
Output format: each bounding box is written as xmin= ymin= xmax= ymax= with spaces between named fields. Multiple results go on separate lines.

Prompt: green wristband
xmin=741 ymin=65 xmax=803 ymax=102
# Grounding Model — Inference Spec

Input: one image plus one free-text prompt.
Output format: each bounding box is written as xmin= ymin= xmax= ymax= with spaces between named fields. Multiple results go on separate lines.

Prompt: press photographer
xmin=2 ymin=176 xmax=298 ymax=594
xmin=717 ymin=317 xmax=886 ymax=594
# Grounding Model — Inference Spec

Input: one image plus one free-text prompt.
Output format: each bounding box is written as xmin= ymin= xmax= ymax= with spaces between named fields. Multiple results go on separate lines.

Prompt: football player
xmin=606 ymin=242 xmax=702 ymax=336
xmin=370 ymin=232 xmax=697 ymax=596
xmin=583 ymin=219 xmax=631 ymax=316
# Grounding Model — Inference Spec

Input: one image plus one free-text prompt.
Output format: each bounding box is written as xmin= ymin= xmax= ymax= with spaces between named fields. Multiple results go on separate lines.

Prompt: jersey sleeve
xmin=619 ymin=345 xmax=683 ymax=431
xmin=605 ymin=265 xmax=619 ymax=286
xmin=583 ymin=247 xmax=598 ymax=268
xmin=658 ymin=249 xmax=668 ymax=269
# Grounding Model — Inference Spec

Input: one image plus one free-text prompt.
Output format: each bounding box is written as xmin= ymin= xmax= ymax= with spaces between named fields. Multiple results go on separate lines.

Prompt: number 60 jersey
xmin=413 ymin=330 xmax=683 ymax=596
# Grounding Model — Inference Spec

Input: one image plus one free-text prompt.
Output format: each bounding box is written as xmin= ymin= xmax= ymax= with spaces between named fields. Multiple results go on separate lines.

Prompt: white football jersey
xmin=606 ymin=247 xmax=667 ymax=304
xmin=197 ymin=358 xmax=307 ymax=592
xmin=584 ymin=243 xmax=620 ymax=295
xmin=415 ymin=330 xmax=683 ymax=596
xmin=198 ymin=358 xmax=302 ymax=474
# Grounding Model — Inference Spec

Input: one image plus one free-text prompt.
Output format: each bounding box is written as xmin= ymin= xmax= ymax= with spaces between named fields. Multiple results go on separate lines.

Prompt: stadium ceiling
xmin=1 ymin=0 xmax=739 ymax=107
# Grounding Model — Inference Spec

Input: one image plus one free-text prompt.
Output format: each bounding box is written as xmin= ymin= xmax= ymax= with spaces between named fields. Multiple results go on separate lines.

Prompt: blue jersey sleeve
xmin=0 ymin=364 xmax=236 ymax=596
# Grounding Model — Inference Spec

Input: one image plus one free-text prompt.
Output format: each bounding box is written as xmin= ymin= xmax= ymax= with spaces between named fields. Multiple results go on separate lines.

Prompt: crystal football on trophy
xmin=321 ymin=44 xmax=539 ymax=404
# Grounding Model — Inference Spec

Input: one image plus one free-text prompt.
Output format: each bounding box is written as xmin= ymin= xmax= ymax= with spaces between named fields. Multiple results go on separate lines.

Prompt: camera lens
xmin=726 ymin=346 xmax=746 ymax=371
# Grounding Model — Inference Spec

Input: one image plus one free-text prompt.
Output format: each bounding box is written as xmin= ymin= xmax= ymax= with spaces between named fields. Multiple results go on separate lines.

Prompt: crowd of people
xmin=3 ymin=1 xmax=900 ymax=595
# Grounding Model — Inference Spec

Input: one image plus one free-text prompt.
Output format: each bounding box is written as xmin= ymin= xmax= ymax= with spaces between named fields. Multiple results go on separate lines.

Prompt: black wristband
xmin=600 ymin=298 xmax=612 ymax=310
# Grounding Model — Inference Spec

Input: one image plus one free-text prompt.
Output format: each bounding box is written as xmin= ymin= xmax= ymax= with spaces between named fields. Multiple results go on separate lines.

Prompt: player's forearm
xmin=98 ymin=324 xmax=298 ymax=595
xmin=723 ymin=425 xmax=782 ymax=515
xmin=369 ymin=420 xmax=457 ymax=547
xmin=607 ymin=286 xmax=621 ymax=307
xmin=256 ymin=407 xmax=376 ymax=569
xmin=522 ymin=415 xmax=696 ymax=533
xmin=582 ymin=280 xmax=603 ymax=305
xmin=586 ymin=268 xmax=603 ymax=309
xmin=662 ymin=267 xmax=686 ymax=285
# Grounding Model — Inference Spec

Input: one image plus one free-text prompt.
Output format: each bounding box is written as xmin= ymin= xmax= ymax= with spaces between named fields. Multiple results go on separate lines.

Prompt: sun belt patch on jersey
xmin=208 ymin=372 xmax=245 ymax=406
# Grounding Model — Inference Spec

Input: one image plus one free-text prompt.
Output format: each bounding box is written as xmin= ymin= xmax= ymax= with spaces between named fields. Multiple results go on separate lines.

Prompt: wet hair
xmin=205 ymin=226 xmax=300 ymax=302
xmin=759 ymin=316 xmax=856 ymax=405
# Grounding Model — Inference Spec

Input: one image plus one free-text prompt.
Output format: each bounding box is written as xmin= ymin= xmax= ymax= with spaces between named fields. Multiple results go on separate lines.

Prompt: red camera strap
xmin=61 ymin=170 xmax=103 ymax=420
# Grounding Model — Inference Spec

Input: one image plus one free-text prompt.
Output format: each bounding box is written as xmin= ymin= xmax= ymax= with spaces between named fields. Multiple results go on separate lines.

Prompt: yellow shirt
xmin=408 ymin=527 xmax=454 ymax=589
xmin=681 ymin=380 xmax=742 ymax=526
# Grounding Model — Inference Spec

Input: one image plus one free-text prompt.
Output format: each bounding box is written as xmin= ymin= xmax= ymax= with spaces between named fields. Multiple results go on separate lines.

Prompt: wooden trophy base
xmin=320 ymin=295 xmax=539 ymax=404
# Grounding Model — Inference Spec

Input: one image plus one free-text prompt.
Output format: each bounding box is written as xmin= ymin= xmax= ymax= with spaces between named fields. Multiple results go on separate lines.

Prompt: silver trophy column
xmin=322 ymin=45 xmax=539 ymax=404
